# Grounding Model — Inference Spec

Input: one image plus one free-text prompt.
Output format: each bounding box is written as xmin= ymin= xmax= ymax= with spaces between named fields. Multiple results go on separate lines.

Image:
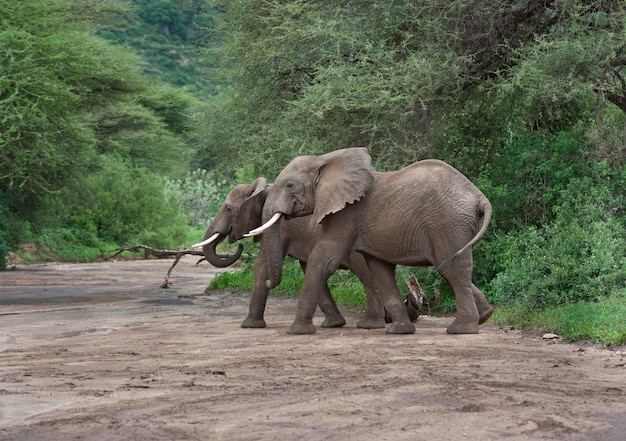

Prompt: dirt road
xmin=1 ymin=259 xmax=625 ymax=440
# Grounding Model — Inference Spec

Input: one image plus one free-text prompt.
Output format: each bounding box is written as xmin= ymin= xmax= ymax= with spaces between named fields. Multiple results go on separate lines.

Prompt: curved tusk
xmin=192 ymin=232 xmax=221 ymax=248
xmin=244 ymin=213 xmax=283 ymax=237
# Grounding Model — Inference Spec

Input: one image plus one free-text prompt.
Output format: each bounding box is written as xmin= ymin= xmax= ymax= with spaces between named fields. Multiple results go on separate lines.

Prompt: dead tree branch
xmin=108 ymin=245 xmax=206 ymax=288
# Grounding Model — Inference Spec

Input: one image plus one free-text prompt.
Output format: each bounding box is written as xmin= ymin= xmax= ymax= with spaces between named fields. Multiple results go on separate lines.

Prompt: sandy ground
xmin=1 ymin=258 xmax=625 ymax=441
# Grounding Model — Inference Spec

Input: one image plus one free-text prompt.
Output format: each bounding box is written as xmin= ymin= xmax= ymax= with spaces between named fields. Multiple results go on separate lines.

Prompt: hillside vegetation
xmin=1 ymin=0 xmax=624 ymax=343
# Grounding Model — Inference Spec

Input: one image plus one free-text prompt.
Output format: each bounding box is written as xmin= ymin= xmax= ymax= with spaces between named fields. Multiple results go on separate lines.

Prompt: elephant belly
xmin=353 ymin=226 xmax=434 ymax=267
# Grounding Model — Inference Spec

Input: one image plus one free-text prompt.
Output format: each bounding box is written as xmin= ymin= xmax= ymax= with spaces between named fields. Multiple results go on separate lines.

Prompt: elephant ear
xmin=313 ymin=147 xmax=375 ymax=224
xmin=238 ymin=177 xmax=269 ymax=239
xmin=245 ymin=177 xmax=268 ymax=200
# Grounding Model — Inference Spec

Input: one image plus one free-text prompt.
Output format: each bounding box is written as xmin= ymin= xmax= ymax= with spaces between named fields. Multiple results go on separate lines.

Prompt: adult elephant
xmin=246 ymin=147 xmax=494 ymax=335
xmin=193 ymin=177 xmax=394 ymax=329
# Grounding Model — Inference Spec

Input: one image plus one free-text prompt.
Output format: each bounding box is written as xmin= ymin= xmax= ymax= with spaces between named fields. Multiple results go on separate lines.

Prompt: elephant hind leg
xmin=473 ymin=284 xmax=495 ymax=325
xmin=349 ymin=252 xmax=386 ymax=329
xmin=440 ymin=262 xmax=479 ymax=334
xmin=364 ymin=257 xmax=415 ymax=334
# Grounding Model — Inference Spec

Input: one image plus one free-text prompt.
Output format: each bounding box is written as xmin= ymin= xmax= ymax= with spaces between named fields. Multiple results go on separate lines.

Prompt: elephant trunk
xmin=202 ymin=235 xmax=243 ymax=268
xmin=264 ymin=222 xmax=283 ymax=289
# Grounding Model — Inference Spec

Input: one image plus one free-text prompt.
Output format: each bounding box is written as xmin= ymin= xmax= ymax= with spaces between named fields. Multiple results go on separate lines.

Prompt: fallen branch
xmin=108 ymin=245 xmax=206 ymax=288
xmin=405 ymin=275 xmax=429 ymax=321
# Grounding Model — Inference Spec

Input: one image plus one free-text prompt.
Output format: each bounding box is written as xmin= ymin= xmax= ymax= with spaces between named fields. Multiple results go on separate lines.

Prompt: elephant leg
xmin=297 ymin=261 xmax=346 ymax=328
xmin=241 ymin=249 xmax=271 ymax=328
xmin=439 ymin=258 xmax=479 ymax=334
xmin=241 ymin=260 xmax=269 ymax=328
xmin=349 ymin=252 xmax=386 ymax=329
xmin=364 ymin=256 xmax=415 ymax=334
xmin=318 ymin=285 xmax=347 ymax=328
xmin=473 ymin=284 xmax=495 ymax=325
xmin=288 ymin=246 xmax=343 ymax=335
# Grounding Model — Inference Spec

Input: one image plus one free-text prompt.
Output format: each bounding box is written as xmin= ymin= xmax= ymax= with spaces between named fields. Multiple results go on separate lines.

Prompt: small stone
xmin=542 ymin=333 xmax=559 ymax=340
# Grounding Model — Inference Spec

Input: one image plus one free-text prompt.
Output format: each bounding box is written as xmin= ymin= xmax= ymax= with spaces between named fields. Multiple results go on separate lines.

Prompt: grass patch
xmin=211 ymin=256 xmax=626 ymax=346
xmin=492 ymin=292 xmax=626 ymax=346
xmin=209 ymin=258 xmax=456 ymax=313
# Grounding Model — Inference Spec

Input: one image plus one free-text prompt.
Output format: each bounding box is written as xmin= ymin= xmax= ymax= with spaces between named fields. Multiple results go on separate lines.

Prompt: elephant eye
xmin=286 ymin=182 xmax=295 ymax=190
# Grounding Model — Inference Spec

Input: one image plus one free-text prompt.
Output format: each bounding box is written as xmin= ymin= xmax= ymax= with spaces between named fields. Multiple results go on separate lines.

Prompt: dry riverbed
xmin=1 ymin=259 xmax=625 ymax=440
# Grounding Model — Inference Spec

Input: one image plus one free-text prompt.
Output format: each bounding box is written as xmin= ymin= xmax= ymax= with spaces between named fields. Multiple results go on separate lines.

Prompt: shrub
xmin=0 ymin=196 xmax=12 ymax=269
xmin=163 ymin=169 xmax=229 ymax=229
xmin=61 ymin=154 xmax=190 ymax=250
xmin=488 ymin=165 xmax=626 ymax=309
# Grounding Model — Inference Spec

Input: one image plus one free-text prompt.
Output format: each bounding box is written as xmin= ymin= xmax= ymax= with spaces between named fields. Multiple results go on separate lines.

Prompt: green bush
xmin=0 ymin=195 xmax=12 ymax=269
xmin=488 ymin=164 xmax=626 ymax=309
xmin=60 ymin=155 xmax=190 ymax=250
xmin=163 ymin=169 xmax=229 ymax=229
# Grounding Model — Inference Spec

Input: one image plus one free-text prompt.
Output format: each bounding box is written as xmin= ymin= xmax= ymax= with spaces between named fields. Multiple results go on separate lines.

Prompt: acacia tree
xmin=203 ymin=0 xmax=625 ymax=176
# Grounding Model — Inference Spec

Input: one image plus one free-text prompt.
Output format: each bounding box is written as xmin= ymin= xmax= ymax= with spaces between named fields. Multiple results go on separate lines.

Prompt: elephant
xmin=193 ymin=177 xmax=402 ymax=329
xmin=246 ymin=147 xmax=494 ymax=335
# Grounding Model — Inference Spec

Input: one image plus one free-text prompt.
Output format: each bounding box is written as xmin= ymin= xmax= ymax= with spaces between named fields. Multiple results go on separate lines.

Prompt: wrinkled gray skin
xmin=201 ymin=177 xmax=390 ymax=329
xmin=258 ymin=148 xmax=494 ymax=335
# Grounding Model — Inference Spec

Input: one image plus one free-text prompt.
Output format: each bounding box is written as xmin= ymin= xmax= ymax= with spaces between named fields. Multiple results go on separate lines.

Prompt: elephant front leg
xmin=288 ymin=249 xmax=341 ymax=335
xmin=299 ymin=261 xmax=346 ymax=328
xmin=364 ymin=257 xmax=415 ymax=334
xmin=318 ymin=286 xmax=347 ymax=328
xmin=357 ymin=294 xmax=387 ymax=329
xmin=241 ymin=257 xmax=270 ymax=328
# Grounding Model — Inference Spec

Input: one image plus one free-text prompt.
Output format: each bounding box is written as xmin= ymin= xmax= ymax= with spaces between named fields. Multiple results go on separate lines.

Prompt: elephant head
xmin=195 ymin=177 xmax=269 ymax=267
xmin=247 ymin=147 xmax=375 ymax=288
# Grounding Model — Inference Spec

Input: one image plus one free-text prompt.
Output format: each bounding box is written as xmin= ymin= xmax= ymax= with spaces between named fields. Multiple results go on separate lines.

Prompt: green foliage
xmin=144 ymin=0 xmax=188 ymax=41
xmin=1 ymin=0 xmax=207 ymax=264
xmin=488 ymin=161 xmax=626 ymax=309
xmin=58 ymin=155 xmax=190 ymax=249
xmin=163 ymin=169 xmax=229 ymax=228
xmin=209 ymin=262 xmax=254 ymax=292
xmin=91 ymin=82 xmax=199 ymax=177
xmin=99 ymin=0 xmax=220 ymax=93
xmin=0 ymin=192 xmax=18 ymax=269
xmin=483 ymin=131 xmax=587 ymax=229
xmin=203 ymin=0 xmax=626 ymax=178
xmin=1 ymin=0 xmax=99 ymax=196
xmin=536 ymin=294 xmax=626 ymax=346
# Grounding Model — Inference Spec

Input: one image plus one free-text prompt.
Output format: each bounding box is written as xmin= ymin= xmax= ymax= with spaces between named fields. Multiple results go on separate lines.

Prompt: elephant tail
xmin=436 ymin=197 xmax=492 ymax=272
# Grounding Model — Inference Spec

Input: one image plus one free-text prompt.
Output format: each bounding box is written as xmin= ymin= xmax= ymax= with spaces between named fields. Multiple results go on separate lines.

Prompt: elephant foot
xmin=446 ymin=319 xmax=479 ymax=334
xmin=241 ymin=316 xmax=267 ymax=328
xmin=386 ymin=321 xmax=416 ymax=334
xmin=321 ymin=315 xmax=346 ymax=328
xmin=357 ymin=316 xmax=386 ymax=329
xmin=287 ymin=320 xmax=317 ymax=335
xmin=478 ymin=306 xmax=496 ymax=325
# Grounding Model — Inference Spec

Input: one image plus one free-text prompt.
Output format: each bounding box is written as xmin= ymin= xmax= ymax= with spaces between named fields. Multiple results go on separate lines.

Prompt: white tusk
xmin=192 ymin=232 xmax=220 ymax=248
xmin=244 ymin=213 xmax=283 ymax=237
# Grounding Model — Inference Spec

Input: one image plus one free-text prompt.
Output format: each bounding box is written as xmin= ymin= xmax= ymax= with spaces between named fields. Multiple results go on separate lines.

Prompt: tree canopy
xmin=201 ymin=0 xmax=625 ymax=176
